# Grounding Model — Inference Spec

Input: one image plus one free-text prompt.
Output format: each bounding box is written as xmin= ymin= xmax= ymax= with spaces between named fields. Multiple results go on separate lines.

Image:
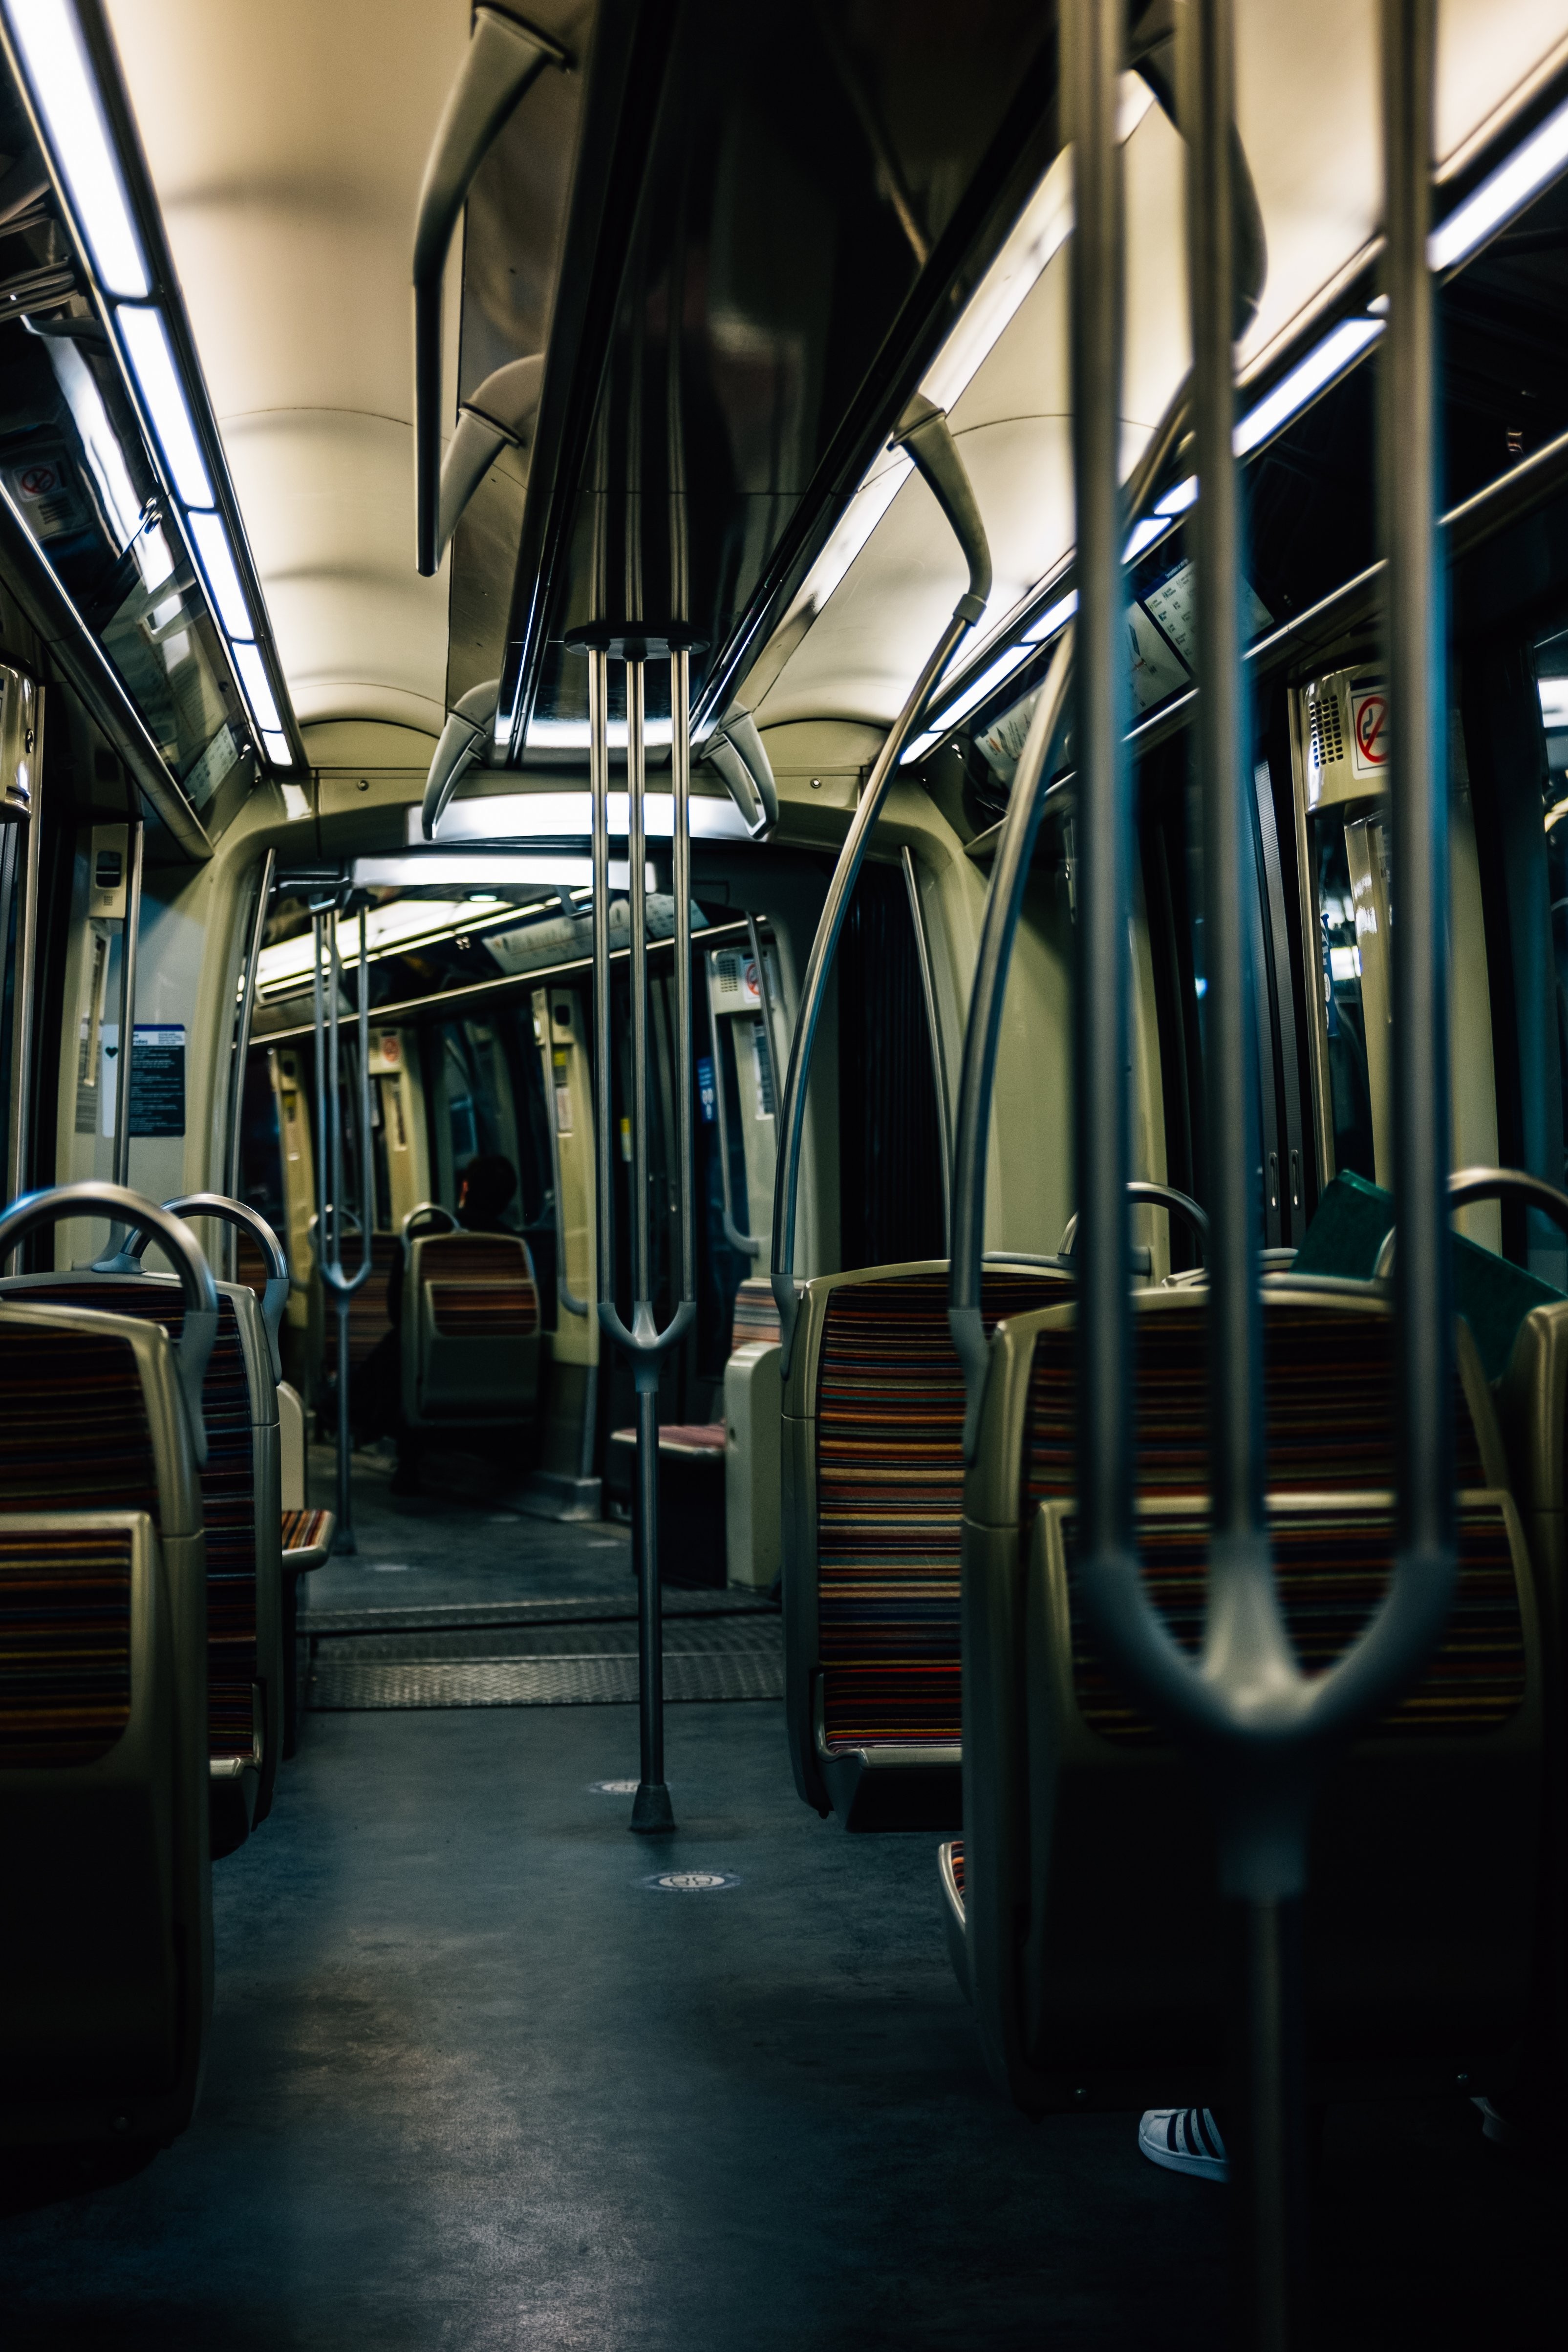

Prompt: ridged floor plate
xmin=308 ymin=1648 xmax=785 ymax=1710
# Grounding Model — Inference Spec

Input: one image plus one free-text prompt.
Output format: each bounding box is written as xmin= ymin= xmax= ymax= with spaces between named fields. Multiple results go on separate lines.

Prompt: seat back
xmin=0 ymin=1301 xmax=210 ymax=2152
xmin=402 ymin=1230 xmax=541 ymax=1425
xmin=780 ymin=1260 xmax=1071 ymax=1828
xmin=2 ymin=1271 xmax=282 ymax=1850
xmin=962 ymin=1285 xmax=1542 ymax=2113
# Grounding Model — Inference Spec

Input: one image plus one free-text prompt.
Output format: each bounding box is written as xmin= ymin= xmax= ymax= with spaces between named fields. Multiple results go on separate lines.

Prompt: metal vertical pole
xmin=1383 ymin=0 xmax=1454 ymax=1841
xmin=111 ymin=816 xmax=143 ymax=1190
xmin=225 ymin=848 xmax=277 ymax=1267
xmin=6 ymin=685 xmax=43 ymax=1207
xmin=1181 ymin=4 xmax=1299 ymax=2337
xmin=625 ymin=652 xmax=671 ymax=1829
xmin=328 ymin=913 xmax=354 ymax=1551
xmin=1068 ymin=0 xmax=1132 ymax=1628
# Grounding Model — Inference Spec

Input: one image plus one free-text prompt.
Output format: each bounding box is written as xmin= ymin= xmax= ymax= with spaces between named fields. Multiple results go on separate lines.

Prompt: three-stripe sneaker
xmin=1138 ymin=2107 xmax=1229 ymax=2181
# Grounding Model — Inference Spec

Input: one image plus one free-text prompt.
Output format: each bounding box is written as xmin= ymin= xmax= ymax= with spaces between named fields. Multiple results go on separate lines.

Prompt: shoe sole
xmin=1138 ymin=2128 xmax=1228 ymax=2183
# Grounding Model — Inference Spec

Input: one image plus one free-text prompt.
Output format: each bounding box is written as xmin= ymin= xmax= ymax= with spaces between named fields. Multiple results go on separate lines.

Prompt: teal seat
xmin=1293 ymin=1170 xmax=1566 ymax=1382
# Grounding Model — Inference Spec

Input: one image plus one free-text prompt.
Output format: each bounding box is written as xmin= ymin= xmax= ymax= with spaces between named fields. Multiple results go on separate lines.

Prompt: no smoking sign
xmin=1350 ymin=686 xmax=1389 ymax=778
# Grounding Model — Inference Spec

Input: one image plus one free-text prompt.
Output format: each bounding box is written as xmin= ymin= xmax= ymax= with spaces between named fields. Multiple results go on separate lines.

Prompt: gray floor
xmin=2 ymin=1469 xmax=1562 ymax=2349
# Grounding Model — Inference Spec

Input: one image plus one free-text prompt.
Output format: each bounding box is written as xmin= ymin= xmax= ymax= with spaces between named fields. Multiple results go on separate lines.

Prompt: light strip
xmin=355 ymin=854 xmax=648 ymax=892
xmin=1232 ymin=316 xmax=1383 ymax=457
xmin=3 ymin=0 xmax=148 ymax=295
xmin=420 ymin=790 xmax=752 ymax=845
xmin=231 ymin=640 xmax=282 ymax=735
xmin=114 ymin=304 xmax=213 ymax=506
xmin=186 ymin=509 xmax=252 ymax=639
xmin=1430 ymin=91 xmax=1568 ymax=273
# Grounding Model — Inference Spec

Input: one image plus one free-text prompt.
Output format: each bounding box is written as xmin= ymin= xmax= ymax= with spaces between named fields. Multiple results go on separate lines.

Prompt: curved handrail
xmin=706 ymin=950 xmax=761 ymax=1261
xmin=704 ymin=710 xmax=779 ymax=839
xmin=1373 ymin=1165 xmax=1568 ymax=1278
xmin=1058 ymin=1180 xmax=1209 ymax=1258
xmin=413 ymin=9 xmax=570 ymax=574
xmin=0 ymin=1181 xmax=219 ymax=1467
xmin=771 ymin=394 xmax=993 ymax=1374
xmin=1062 ymin=0 xmax=1457 ymax=1913
xmin=947 ymin=374 xmax=1192 ymax=1454
xmin=129 ymin=1193 xmax=289 ymax=1386
xmin=401 ymin=1201 xmax=457 ymax=1240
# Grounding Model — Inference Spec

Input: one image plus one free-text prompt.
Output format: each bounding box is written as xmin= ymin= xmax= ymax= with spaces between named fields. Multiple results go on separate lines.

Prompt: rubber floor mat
xmin=308 ymin=1648 xmax=785 ymax=1709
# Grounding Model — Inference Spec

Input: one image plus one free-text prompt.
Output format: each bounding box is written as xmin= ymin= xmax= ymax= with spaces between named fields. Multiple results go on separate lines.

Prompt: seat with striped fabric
xmin=3 ymin=1272 xmax=282 ymax=1856
xmin=959 ymin=1284 xmax=1545 ymax=2115
xmin=780 ymin=1261 xmax=1072 ymax=1829
xmin=401 ymin=1231 xmax=541 ymax=1426
xmin=0 ymin=1302 xmax=211 ymax=2155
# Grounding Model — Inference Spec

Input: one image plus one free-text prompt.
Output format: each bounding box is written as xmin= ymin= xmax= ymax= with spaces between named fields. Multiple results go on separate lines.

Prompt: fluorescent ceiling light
xmin=1155 ymin=476 xmax=1199 ymax=519
xmin=421 ymin=790 xmax=752 ymax=846
xmin=355 ymin=853 xmax=646 ymax=894
xmin=115 ymin=304 xmax=213 ymax=506
xmin=1430 ymin=93 xmax=1568 ymax=273
xmin=1123 ymin=515 xmax=1169 ymax=564
xmin=1540 ymin=677 xmax=1568 ymax=729
xmin=186 ymin=509 xmax=251 ymax=639
xmin=1233 ymin=317 xmax=1382 ymax=458
xmin=261 ymin=729 xmax=292 ymax=768
xmin=909 ymin=640 xmax=1037 ymax=759
xmin=1025 ymin=588 xmax=1078 ymax=643
xmin=4 ymin=0 xmax=149 ymax=296
xmin=230 ymin=639 xmax=281 ymax=735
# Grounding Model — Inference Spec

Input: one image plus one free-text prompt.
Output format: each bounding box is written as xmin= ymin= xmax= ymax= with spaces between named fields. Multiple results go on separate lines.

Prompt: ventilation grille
xmin=1310 ymin=689 xmax=1345 ymax=770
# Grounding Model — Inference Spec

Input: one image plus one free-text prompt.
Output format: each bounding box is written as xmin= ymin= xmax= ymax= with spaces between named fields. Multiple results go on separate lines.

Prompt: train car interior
xmin=4 ymin=1 xmax=1568 ymax=2345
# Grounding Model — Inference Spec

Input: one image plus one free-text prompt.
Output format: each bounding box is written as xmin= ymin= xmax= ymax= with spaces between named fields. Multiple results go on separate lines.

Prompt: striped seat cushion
xmin=419 ymin=1237 xmax=538 ymax=1338
xmin=1024 ymin=1301 xmax=1485 ymax=1504
xmin=428 ymin=1282 xmax=538 ymax=1337
xmin=1064 ymin=1502 xmax=1526 ymax=1744
xmin=816 ymin=1270 xmax=1069 ymax=1751
xmin=281 ymin=1507 xmax=334 ymax=1561
xmin=0 ymin=1326 xmax=159 ymax=1520
xmin=22 ymin=1284 xmax=258 ymax=1763
xmin=0 ymin=1521 xmax=134 ymax=1766
xmin=731 ymin=1278 xmax=782 ymax=1351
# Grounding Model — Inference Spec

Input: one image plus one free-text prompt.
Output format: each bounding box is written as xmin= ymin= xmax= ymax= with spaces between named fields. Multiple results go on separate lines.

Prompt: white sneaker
xmin=1138 ymin=2107 xmax=1229 ymax=2181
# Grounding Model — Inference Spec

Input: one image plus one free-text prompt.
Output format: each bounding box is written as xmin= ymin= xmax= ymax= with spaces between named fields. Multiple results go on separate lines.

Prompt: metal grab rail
xmin=568 ymin=622 xmax=698 ymax=1834
xmin=946 ymin=380 xmax=1189 ymax=1457
xmin=0 ymin=1180 xmax=219 ymax=1466
xmin=1373 ymin=1165 xmax=1568 ymax=1278
xmin=412 ymin=9 xmax=570 ymax=574
xmin=771 ymin=394 xmax=993 ymax=1373
xmin=1062 ymin=4 xmax=1453 ymax=2344
xmin=705 ymin=950 xmax=760 ymax=1260
xmin=223 ymin=848 xmax=276 ymax=1280
xmin=312 ymin=901 xmax=374 ymax=1555
xmin=129 ymin=1194 xmax=290 ymax=1387
xmin=1057 ymin=1179 xmax=1208 ymax=1259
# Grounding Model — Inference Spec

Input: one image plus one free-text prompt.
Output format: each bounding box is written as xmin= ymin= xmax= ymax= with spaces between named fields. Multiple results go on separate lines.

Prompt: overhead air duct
xmin=437 ymin=352 xmax=544 ymax=563
xmin=421 ymin=676 xmax=500 ymax=840
xmin=702 ymin=708 xmax=778 ymax=838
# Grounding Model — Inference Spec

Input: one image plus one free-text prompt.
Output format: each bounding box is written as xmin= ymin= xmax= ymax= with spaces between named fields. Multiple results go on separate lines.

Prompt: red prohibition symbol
xmin=1354 ymin=692 xmax=1388 ymax=767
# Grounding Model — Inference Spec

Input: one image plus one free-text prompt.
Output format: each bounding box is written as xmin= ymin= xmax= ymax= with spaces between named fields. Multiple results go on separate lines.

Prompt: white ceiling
xmin=105 ymin=0 xmax=472 ymax=749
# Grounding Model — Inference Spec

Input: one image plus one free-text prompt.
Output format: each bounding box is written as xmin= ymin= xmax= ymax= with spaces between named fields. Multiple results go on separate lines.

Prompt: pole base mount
xmin=332 ymin=1533 xmax=357 ymax=1557
xmin=629 ymin=1781 xmax=676 ymax=1834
